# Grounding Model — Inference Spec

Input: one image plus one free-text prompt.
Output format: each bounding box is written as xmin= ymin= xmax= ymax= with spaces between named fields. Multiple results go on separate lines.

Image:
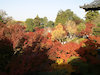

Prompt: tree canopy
xmin=25 ymin=18 xmax=34 ymax=32
xmin=33 ymin=15 xmax=41 ymax=27
xmin=85 ymin=10 xmax=99 ymax=22
xmin=51 ymin=23 xmax=66 ymax=42
xmin=55 ymin=9 xmax=82 ymax=25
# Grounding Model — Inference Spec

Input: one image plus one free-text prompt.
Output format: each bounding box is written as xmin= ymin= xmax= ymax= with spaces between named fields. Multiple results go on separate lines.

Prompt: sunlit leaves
xmin=66 ymin=20 xmax=77 ymax=34
xmin=51 ymin=23 xmax=66 ymax=41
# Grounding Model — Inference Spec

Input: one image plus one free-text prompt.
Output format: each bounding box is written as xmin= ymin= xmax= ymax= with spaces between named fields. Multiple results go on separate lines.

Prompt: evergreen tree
xmin=47 ymin=21 xmax=54 ymax=27
xmin=33 ymin=15 xmax=41 ymax=27
xmin=85 ymin=10 xmax=99 ymax=22
xmin=55 ymin=9 xmax=82 ymax=26
xmin=25 ymin=18 xmax=34 ymax=32
xmin=43 ymin=17 xmax=48 ymax=27
xmin=40 ymin=17 xmax=48 ymax=28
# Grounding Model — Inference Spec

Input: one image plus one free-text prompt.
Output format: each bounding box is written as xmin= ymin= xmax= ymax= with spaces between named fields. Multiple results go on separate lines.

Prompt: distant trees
xmin=33 ymin=15 xmax=41 ymax=27
xmin=47 ymin=21 xmax=54 ymax=27
xmin=0 ymin=10 xmax=12 ymax=23
xmin=40 ymin=17 xmax=54 ymax=28
xmin=25 ymin=18 xmax=34 ymax=32
xmin=43 ymin=17 xmax=48 ymax=27
xmin=40 ymin=17 xmax=48 ymax=28
xmin=0 ymin=10 xmax=100 ymax=75
xmin=55 ymin=9 xmax=82 ymax=25
xmin=25 ymin=15 xmax=55 ymax=32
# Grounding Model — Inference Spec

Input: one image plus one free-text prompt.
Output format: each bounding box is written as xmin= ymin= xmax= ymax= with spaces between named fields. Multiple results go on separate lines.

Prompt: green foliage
xmin=40 ymin=17 xmax=48 ymax=28
xmin=47 ymin=21 xmax=54 ymax=27
xmin=25 ymin=18 xmax=34 ymax=32
xmin=71 ymin=38 xmax=85 ymax=44
xmin=40 ymin=18 xmax=44 ymax=28
xmin=43 ymin=17 xmax=48 ymax=27
xmin=0 ymin=9 xmax=100 ymax=75
xmin=92 ymin=22 xmax=100 ymax=36
xmin=93 ymin=15 xmax=100 ymax=25
xmin=33 ymin=15 xmax=41 ymax=27
xmin=93 ymin=27 xmax=100 ymax=31
xmin=0 ymin=16 xmax=3 ymax=23
xmin=93 ymin=27 xmax=100 ymax=36
xmin=85 ymin=10 xmax=99 ymax=22
xmin=77 ymin=23 xmax=86 ymax=32
xmin=55 ymin=9 xmax=82 ymax=25
xmin=67 ymin=56 xmax=80 ymax=64
xmin=97 ymin=23 xmax=100 ymax=27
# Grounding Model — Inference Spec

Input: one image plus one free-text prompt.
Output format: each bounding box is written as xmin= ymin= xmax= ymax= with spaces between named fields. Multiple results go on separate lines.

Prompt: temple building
xmin=80 ymin=0 xmax=100 ymax=11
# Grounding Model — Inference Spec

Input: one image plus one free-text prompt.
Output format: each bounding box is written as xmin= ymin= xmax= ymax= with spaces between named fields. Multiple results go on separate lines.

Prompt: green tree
xmin=55 ymin=9 xmax=82 ymax=25
xmin=77 ymin=23 xmax=86 ymax=33
xmin=47 ymin=21 xmax=54 ymax=27
xmin=40 ymin=17 xmax=48 ymax=28
xmin=43 ymin=17 xmax=48 ymax=27
xmin=93 ymin=23 xmax=100 ymax=36
xmin=25 ymin=18 xmax=34 ymax=32
xmin=55 ymin=9 xmax=66 ymax=25
xmin=40 ymin=18 xmax=43 ymax=24
xmin=33 ymin=15 xmax=41 ymax=27
xmin=85 ymin=10 xmax=99 ymax=22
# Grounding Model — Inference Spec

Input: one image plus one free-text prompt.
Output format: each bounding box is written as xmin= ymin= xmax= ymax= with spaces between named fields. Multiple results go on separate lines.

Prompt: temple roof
xmin=80 ymin=0 xmax=100 ymax=11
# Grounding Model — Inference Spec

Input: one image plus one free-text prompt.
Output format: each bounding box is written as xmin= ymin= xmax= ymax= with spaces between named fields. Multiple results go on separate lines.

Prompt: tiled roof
xmin=80 ymin=0 xmax=100 ymax=11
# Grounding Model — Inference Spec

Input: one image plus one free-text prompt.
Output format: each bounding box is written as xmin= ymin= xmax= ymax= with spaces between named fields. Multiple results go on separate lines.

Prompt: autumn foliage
xmin=0 ymin=22 xmax=100 ymax=75
xmin=79 ymin=23 xmax=94 ymax=36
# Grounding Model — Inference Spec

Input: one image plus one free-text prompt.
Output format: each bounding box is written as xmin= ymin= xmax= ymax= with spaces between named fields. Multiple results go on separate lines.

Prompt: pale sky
xmin=0 ymin=0 xmax=93 ymax=21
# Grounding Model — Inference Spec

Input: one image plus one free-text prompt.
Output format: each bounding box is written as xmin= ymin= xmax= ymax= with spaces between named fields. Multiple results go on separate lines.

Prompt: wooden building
xmin=80 ymin=0 xmax=100 ymax=11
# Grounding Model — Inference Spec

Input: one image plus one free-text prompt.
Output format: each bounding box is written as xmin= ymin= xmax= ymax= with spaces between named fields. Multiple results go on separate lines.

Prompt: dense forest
xmin=0 ymin=9 xmax=100 ymax=75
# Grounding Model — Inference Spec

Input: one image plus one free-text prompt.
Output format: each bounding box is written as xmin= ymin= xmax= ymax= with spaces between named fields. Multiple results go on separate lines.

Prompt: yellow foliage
xmin=67 ymin=56 xmax=80 ymax=63
xmin=65 ymin=20 xmax=76 ymax=26
xmin=56 ymin=59 xmax=64 ymax=65
xmin=82 ymin=43 xmax=86 ymax=47
xmin=51 ymin=23 xmax=66 ymax=41
xmin=66 ymin=20 xmax=77 ymax=34
xmin=7 ymin=20 xmax=16 ymax=26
